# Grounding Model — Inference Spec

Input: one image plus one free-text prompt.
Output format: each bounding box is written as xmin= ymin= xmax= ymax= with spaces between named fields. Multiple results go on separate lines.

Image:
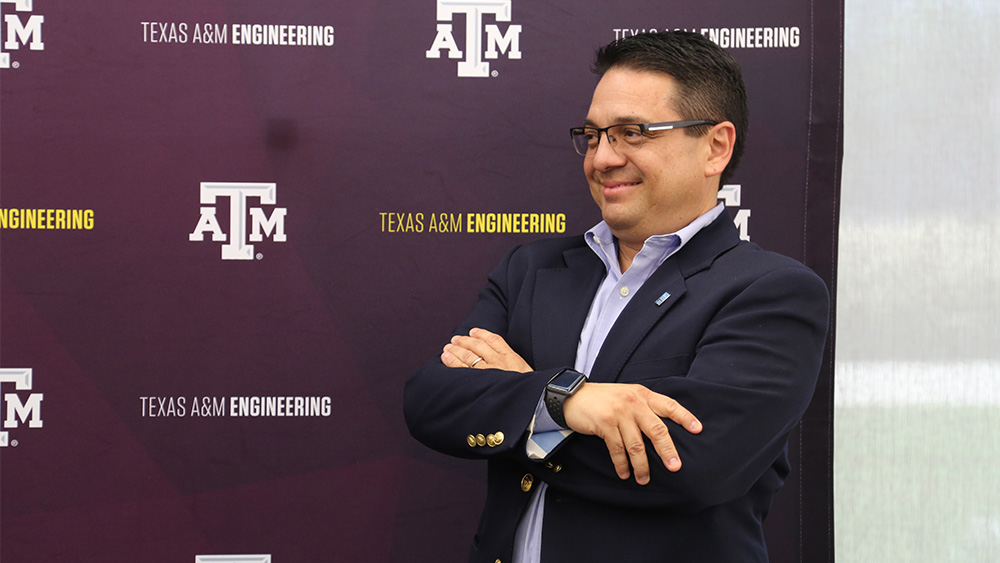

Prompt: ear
xmin=703 ymin=121 xmax=736 ymax=178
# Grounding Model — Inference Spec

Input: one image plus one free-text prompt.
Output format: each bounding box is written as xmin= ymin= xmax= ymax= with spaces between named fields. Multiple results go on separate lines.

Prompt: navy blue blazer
xmin=404 ymin=212 xmax=830 ymax=562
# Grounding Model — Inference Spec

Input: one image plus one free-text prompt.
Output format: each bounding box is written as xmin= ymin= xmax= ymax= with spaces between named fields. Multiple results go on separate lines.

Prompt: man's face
xmin=584 ymin=67 xmax=720 ymax=245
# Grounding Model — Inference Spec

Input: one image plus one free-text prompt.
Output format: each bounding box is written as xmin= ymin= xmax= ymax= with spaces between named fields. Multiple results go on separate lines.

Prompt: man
xmin=404 ymin=31 xmax=829 ymax=562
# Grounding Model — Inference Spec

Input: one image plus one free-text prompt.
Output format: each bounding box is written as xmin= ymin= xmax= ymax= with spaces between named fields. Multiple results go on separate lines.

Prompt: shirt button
xmin=619 ymin=286 xmax=630 ymax=297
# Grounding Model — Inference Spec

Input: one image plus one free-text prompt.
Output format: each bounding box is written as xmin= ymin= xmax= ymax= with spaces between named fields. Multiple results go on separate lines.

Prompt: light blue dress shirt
xmin=512 ymin=203 xmax=725 ymax=563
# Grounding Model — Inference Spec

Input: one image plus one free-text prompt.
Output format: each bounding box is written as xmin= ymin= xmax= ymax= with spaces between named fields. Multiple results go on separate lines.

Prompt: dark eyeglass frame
xmin=569 ymin=120 xmax=718 ymax=156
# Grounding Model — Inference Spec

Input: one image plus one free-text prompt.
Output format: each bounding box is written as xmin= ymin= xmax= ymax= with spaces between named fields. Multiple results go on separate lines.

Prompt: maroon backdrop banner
xmin=0 ymin=1 xmax=842 ymax=561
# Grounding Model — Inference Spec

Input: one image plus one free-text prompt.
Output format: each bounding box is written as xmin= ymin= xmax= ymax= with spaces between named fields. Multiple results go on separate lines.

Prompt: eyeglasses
xmin=569 ymin=120 xmax=718 ymax=156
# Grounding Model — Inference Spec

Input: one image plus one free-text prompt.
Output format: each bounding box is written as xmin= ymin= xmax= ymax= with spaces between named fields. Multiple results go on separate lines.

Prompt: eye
xmin=619 ymin=125 xmax=644 ymax=140
xmin=579 ymin=129 xmax=602 ymax=148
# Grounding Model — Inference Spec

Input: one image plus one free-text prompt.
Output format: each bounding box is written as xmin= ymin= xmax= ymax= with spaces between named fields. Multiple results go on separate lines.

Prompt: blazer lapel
xmin=530 ymin=246 xmax=604 ymax=369
xmin=586 ymin=259 xmax=688 ymax=383
xmin=587 ymin=213 xmax=741 ymax=383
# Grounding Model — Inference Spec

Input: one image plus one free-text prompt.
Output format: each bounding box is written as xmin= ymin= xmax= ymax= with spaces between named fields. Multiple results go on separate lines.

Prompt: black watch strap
xmin=545 ymin=369 xmax=586 ymax=428
xmin=545 ymin=392 xmax=569 ymax=428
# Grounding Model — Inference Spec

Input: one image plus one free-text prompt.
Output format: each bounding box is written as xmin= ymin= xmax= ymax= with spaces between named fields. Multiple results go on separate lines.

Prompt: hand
xmin=441 ymin=328 xmax=533 ymax=373
xmin=563 ymin=382 xmax=701 ymax=485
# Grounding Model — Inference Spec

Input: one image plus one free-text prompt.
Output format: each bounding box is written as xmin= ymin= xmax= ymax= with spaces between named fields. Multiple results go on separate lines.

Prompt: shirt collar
xmin=584 ymin=203 xmax=726 ymax=274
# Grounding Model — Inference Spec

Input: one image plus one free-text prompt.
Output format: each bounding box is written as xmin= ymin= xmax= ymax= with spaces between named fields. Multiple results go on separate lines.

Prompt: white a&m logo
xmin=426 ymin=0 xmax=521 ymax=78
xmin=717 ymin=184 xmax=752 ymax=241
xmin=189 ymin=182 xmax=287 ymax=260
xmin=1 ymin=0 xmax=43 ymax=69
xmin=0 ymin=368 xmax=43 ymax=447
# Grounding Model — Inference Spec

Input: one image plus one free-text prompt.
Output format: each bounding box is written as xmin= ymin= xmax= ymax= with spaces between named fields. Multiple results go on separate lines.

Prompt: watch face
xmin=549 ymin=370 xmax=584 ymax=393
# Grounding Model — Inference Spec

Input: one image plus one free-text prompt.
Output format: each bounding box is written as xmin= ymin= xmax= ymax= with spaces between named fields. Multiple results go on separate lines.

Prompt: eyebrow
xmin=583 ymin=115 xmax=650 ymax=127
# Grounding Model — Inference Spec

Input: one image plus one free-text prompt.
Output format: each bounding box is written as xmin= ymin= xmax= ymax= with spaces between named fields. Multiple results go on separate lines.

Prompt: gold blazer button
xmin=520 ymin=473 xmax=534 ymax=492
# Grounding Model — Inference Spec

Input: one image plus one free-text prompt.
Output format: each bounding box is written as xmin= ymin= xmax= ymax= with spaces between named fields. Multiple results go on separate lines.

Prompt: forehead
xmin=586 ymin=67 xmax=679 ymax=124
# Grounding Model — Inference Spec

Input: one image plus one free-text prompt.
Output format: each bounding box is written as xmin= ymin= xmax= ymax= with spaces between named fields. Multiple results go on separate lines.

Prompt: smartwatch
xmin=545 ymin=369 xmax=587 ymax=428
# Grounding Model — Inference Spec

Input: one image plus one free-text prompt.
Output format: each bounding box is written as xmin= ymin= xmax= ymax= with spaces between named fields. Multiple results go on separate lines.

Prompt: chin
xmin=601 ymin=215 xmax=633 ymax=234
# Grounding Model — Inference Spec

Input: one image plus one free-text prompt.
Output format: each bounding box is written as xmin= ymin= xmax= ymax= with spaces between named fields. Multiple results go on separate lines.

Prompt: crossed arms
xmin=442 ymin=326 xmax=702 ymax=485
xmin=404 ymin=239 xmax=829 ymax=510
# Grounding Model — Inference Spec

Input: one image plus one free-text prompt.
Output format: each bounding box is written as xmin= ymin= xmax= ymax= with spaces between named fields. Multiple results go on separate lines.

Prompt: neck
xmin=616 ymin=239 xmax=642 ymax=273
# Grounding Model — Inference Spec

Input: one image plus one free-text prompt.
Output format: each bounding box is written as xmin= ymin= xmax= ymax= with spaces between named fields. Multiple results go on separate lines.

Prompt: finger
xmin=440 ymin=347 xmax=466 ymax=368
xmin=648 ymin=392 xmax=702 ymax=434
xmin=619 ymin=422 xmax=652 ymax=485
xmin=469 ymin=328 xmax=510 ymax=354
xmin=635 ymin=409 xmax=682 ymax=472
xmin=450 ymin=335 xmax=494 ymax=364
xmin=602 ymin=433 xmax=632 ymax=481
xmin=467 ymin=328 xmax=532 ymax=373
xmin=443 ymin=343 xmax=485 ymax=368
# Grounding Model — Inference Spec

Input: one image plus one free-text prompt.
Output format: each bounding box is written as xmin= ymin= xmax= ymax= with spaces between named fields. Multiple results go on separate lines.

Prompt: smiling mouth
xmin=601 ymin=180 xmax=641 ymax=196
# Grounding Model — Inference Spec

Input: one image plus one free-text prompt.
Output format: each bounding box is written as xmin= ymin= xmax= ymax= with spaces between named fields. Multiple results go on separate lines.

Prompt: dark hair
xmin=593 ymin=31 xmax=748 ymax=185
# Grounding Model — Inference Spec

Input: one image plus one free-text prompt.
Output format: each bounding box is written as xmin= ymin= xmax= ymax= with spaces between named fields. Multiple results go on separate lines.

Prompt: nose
xmin=589 ymin=130 xmax=627 ymax=171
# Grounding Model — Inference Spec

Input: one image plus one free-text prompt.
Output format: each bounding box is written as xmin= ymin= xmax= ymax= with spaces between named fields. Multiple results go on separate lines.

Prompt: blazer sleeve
xmin=542 ymin=263 xmax=830 ymax=512
xmin=403 ymin=245 xmax=568 ymax=460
